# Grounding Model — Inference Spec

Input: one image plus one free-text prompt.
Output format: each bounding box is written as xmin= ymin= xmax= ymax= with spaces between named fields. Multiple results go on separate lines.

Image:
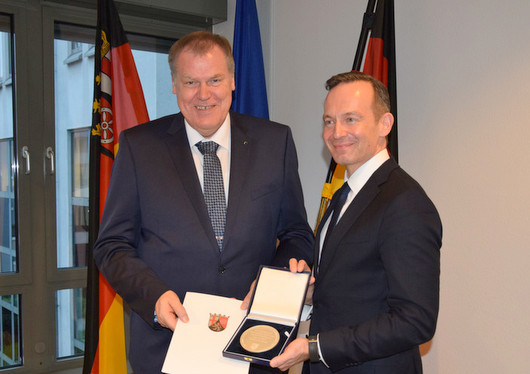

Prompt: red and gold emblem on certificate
xmin=208 ymin=313 xmax=229 ymax=332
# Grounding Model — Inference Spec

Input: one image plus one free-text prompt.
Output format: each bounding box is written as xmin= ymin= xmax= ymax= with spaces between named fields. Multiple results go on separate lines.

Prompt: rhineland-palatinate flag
xmin=363 ymin=0 xmax=398 ymax=161
xmin=315 ymin=0 xmax=397 ymax=229
xmin=232 ymin=0 xmax=269 ymax=119
xmin=84 ymin=0 xmax=149 ymax=372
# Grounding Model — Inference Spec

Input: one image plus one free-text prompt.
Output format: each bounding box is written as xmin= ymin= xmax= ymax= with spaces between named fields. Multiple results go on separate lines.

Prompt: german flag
xmin=363 ymin=0 xmax=398 ymax=160
xmin=315 ymin=0 xmax=397 ymax=229
xmin=84 ymin=0 xmax=149 ymax=372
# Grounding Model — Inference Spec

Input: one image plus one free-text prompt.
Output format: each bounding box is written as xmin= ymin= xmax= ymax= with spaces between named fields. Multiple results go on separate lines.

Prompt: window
xmin=0 ymin=15 xmax=15 ymax=278
xmin=0 ymin=14 xmax=19 ymax=371
xmin=70 ymin=129 xmax=90 ymax=268
xmin=0 ymin=28 xmax=12 ymax=86
xmin=69 ymin=41 xmax=82 ymax=55
xmin=63 ymin=41 xmax=82 ymax=64
xmin=54 ymin=128 xmax=90 ymax=269
xmin=0 ymin=139 xmax=15 ymax=275
xmin=56 ymin=288 xmax=85 ymax=359
xmin=0 ymin=294 xmax=21 ymax=369
xmin=0 ymin=1 xmax=210 ymax=371
xmin=52 ymin=20 xmax=175 ymax=363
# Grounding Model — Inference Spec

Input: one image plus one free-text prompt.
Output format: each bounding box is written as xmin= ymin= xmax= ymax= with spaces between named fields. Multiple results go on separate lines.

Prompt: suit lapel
xmin=318 ymin=159 xmax=399 ymax=276
xmin=223 ymin=113 xmax=251 ymax=250
xmin=313 ymin=191 xmax=339 ymax=273
xmin=163 ymin=114 xmax=219 ymax=252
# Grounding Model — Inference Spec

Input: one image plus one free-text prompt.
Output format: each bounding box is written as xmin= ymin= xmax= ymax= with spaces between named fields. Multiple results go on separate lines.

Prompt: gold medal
xmin=240 ymin=325 xmax=280 ymax=353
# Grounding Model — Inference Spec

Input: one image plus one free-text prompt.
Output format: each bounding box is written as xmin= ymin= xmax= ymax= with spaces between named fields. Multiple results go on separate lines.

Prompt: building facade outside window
xmin=53 ymin=23 xmax=176 ymax=361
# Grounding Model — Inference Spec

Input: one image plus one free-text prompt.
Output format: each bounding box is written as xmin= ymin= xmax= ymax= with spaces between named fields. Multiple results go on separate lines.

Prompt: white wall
xmin=217 ymin=0 xmax=530 ymax=372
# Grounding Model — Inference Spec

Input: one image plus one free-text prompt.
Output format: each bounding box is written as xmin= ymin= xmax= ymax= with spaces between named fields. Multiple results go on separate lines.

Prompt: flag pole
xmin=352 ymin=0 xmax=377 ymax=71
xmin=314 ymin=0 xmax=377 ymax=232
xmin=314 ymin=158 xmax=337 ymax=234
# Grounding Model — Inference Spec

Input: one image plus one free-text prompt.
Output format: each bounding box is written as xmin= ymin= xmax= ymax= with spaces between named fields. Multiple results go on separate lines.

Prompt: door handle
xmin=22 ymin=146 xmax=30 ymax=175
xmin=46 ymin=146 xmax=55 ymax=175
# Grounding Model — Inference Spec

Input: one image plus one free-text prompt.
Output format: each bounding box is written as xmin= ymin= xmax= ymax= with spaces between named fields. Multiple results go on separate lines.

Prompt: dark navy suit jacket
xmin=309 ymin=158 xmax=442 ymax=374
xmin=94 ymin=111 xmax=313 ymax=373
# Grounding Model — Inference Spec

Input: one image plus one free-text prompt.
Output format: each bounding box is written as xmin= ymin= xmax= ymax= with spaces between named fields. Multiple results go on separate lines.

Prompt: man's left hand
xmin=240 ymin=279 xmax=256 ymax=310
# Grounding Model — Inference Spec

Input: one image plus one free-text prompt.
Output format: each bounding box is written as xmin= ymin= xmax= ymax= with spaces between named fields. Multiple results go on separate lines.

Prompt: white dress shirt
xmin=185 ymin=115 xmax=231 ymax=203
xmin=318 ymin=149 xmax=390 ymax=263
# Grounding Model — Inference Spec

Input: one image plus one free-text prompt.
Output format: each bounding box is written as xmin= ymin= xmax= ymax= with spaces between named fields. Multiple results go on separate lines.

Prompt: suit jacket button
xmin=218 ymin=266 xmax=226 ymax=274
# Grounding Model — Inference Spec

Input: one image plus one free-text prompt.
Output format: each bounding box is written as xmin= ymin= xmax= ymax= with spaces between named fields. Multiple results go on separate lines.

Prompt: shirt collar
xmin=344 ymin=149 xmax=390 ymax=195
xmin=184 ymin=113 xmax=231 ymax=151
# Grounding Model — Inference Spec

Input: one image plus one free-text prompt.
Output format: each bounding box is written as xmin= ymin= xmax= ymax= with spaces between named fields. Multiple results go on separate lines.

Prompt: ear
xmin=231 ymin=73 xmax=236 ymax=91
xmin=171 ymin=74 xmax=177 ymax=94
xmin=379 ymin=112 xmax=394 ymax=137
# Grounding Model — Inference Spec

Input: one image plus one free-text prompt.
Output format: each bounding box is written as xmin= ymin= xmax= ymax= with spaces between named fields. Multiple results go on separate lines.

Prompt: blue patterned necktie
xmin=196 ymin=141 xmax=226 ymax=250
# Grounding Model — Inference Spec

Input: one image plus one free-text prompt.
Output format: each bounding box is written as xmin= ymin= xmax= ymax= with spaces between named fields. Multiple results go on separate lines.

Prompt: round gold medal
xmin=240 ymin=325 xmax=280 ymax=353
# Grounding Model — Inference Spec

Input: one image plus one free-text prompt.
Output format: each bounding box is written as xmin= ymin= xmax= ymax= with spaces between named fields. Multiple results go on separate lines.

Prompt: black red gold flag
xmin=315 ymin=0 xmax=397 ymax=230
xmin=84 ymin=0 xmax=149 ymax=372
xmin=363 ymin=0 xmax=398 ymax=161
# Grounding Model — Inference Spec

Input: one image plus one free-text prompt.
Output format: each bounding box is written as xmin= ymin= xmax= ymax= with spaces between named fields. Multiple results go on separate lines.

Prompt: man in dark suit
xmin=93 ymin=31 xmax=313 ymax=373
xmin=271 ymin=71 xmax=442 ymax=373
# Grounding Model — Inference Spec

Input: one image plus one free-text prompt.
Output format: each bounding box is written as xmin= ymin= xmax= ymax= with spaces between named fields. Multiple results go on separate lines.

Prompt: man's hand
xmin=270 ymin=337 xmax=310 ymax=372
xmin=155 ymin=290 xmax=189 ymax=331
xmin=288 ymin=258 xmax=311 ymax=273
xmin=289 ymin=258 xmax=315 ymax=305
xmin=240 ymin=279 xmax=256 ymax=310
xmin=241 ymin=259 xmax=314 ymax=310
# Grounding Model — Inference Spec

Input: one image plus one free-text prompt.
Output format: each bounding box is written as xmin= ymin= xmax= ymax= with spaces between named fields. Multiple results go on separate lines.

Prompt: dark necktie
xmin=322 ymin=182 xmax=351 ymax=250
xmin=196 ymin=141 xmax=226 ymax=250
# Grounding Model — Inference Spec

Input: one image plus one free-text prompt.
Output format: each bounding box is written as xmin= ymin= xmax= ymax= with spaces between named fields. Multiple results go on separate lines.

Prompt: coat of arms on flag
xmin=208 ymin=313 xmax=229 ymax=332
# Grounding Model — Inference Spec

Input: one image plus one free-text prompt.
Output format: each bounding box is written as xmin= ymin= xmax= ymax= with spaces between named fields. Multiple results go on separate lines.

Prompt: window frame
xmin=0 ymin=0 xmax=211 ymax=372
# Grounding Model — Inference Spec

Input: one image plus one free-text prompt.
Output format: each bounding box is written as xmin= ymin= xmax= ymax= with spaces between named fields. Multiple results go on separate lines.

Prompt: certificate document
xmin=162 ymin=292 xmax=249 ymax=374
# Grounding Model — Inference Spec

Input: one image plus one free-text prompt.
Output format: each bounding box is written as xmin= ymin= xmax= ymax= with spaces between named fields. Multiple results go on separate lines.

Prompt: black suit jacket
xmin=94 ymin=111 xmax=313 ymax=373
xmin=309 ymin=158 xmax=442 ymax=374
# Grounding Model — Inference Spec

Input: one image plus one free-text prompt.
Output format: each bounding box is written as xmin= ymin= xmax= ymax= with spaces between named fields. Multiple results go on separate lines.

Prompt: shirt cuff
xmin=301 ymin=304 xmax=313 ymax=321
xmin=316 ymin=334 xmax=329 ymax=368
xmin=154 ymin=310 xmax=162 ymax=329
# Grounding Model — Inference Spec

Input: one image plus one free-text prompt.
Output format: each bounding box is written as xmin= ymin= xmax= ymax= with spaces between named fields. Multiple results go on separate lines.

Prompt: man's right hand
xmin=155 ymin=290 xmax=189 ymax=331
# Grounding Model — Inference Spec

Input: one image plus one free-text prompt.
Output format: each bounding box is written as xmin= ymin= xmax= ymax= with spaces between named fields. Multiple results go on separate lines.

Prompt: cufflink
xmin=307 ymin=335 xmax=320 ymax=363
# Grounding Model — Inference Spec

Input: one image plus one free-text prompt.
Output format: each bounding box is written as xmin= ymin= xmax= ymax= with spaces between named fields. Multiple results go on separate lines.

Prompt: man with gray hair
xmin=94 ymin=31 xmax=313 ymax=373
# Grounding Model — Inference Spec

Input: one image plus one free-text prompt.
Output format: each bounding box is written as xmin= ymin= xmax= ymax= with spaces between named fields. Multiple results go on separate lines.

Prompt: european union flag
xmin=232 ymin=0 xmax=269 ymax=119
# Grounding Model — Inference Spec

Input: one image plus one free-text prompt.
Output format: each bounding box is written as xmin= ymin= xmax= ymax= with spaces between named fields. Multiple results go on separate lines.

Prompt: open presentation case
xmin=223 ymin=266 xmax=310 ymax=366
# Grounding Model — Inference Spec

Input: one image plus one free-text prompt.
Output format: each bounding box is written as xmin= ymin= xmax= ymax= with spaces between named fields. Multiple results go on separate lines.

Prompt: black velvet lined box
xmin=223 ymin=266 xmax=310 ymax=366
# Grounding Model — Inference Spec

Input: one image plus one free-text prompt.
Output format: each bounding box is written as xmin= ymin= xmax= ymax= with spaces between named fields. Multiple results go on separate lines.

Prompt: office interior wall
xmin=216 ymin=0 xmax=530 ymax=372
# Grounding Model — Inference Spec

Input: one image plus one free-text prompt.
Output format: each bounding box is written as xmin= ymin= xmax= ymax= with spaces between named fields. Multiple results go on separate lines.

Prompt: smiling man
xmin=170 ymin=37 xmax=235 ymax=138
xmin=93 ymin=31 xmax=313 ymax=373
xmin=270 ymin=71 xmax=442 ymax=374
